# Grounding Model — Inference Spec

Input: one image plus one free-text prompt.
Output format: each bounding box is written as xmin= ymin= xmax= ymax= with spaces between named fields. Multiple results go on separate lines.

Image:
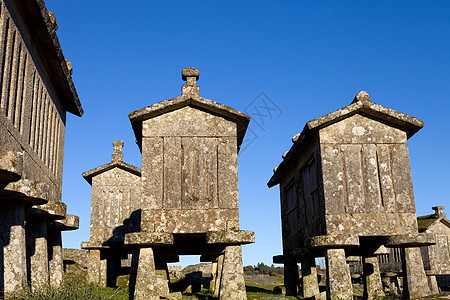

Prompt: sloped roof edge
xmin=82 ymin=161 xmax=141 ymax=185
xmin=17 ymin=0 xmax=83 ymax=116
xmin=129 ymin=94 xmax=250 ymax=151
xmin=268 ymin=98 xmax=424 ymax=188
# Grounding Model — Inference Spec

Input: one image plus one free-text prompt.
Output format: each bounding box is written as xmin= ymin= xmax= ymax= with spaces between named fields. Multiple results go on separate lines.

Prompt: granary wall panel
xmin=279 ymin=138 xmax=325 ymax=242
xmin=141 ymin=137 xmax=163 ymax=210
xmin=141 ymin=208 xmax=239 ymax=233
xmin=218 ymin=137 xmax=238 ymax=209
xmin=0 ymin=0 xmax=67 ymax=201
xmin=90 ymin=168 xmax=141 ymax=242
xmin=142 ymin=106 xmax=236 ymax=138
xmin=319 ymin=114 xmax=417 ymax=235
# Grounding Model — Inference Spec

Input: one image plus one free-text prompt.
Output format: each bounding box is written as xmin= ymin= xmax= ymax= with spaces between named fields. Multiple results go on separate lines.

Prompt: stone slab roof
xmin=15 ymin=0 xmax=83 ymax=116
xmin=82 ymin=161 xmax=141 ymax=185
xmin=417 ymin=209 xmax=450 ymax=232
xmin=268 ymin=91 xmax=424 ymax=187
xmin=129 ymin=94 xmax=250 ymax=151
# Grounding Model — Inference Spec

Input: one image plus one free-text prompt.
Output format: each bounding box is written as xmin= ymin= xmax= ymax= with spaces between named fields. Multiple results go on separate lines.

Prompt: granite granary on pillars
xmin=81 ymin=141 xmax=142 ymax=287
xmin=0 ymin=0 xmax=82 ymax=297
xmin=269 ymin=91 xmax=434 ymax=300
xmin=418 ymin=206 xmax=450 ymax=292
xmin=123 ymin=67 xmax=255 ymax=299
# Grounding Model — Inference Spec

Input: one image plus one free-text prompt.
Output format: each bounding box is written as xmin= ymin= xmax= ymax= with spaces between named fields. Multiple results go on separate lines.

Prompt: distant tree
xmin=244 ymin=263 xmax=284 ymax=276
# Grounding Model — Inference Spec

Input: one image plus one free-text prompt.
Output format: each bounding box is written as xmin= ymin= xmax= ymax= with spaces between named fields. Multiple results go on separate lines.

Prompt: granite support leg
xmin=401 ymin=247 xmax=431 ymax=299
xmin=219 ymin=245 xmax=246 ymax=300
xmin=106 ymin=255 xmax=121 ymax=287
xmin=325 ymin=248 xmax=353 ymax=300
xmin=48 ymin=229 xmax=63 ymax=288
xmin=26 ymin=218 xmax=49 ymax=290
xmin=427 ymin=275 xmax=439 ymax=295
xmin=301 ymin=257 xmax=320 ymax=298
xmin=99 ymin=255 xmax=107 ymax=287
xmin=210 ymin=261 xmax=218 ymax=291
xmin=128 ymin=249 xmax=139 ymax=300
xmin=0 ymin=205 xmax=27 ymax=297
xmin=88 ymin=249 xmax=100 ymax=284
xmin=134 ymin=247 xmax=159 ymax=300
xmin=363 ymin=255 xmax=385 ymax=299
xmin=214 ymin=254 xmax=224 ymax=297
xmin=284 ymin=257 xmax=299 ymax=296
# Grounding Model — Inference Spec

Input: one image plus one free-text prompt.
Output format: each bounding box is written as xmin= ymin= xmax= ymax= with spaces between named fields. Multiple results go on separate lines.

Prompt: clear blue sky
xmin=47 ymin=1 xmax=450 ymax=267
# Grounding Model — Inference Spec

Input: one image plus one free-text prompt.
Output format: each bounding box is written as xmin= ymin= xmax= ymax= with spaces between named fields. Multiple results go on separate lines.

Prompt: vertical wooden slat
xmin=37 ymin=86 xmax=45 ymax=158
xmin=1 ymin=18 xmax=13 ymax=114
xmin=7 ymin=32 xmax=19 ymax=120
xmin=29 ymin=72 xmax=38 ymax=147
xmin=44 ymin=102 xmax=52 ymax=167
xmin=16 ymin=50 xmax=26 ymax=132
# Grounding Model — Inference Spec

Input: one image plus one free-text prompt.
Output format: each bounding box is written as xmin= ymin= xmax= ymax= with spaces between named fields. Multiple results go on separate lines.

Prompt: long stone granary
xmin=0 ymin=0 xmax=82 ymax=297
xmin=124 ymin=67 xmax=255 ymax=299
xmin=269 ymin=91 xmax=434 ymax=299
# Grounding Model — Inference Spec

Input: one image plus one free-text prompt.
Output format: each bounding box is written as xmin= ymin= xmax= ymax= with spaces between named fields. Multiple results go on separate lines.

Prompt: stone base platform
xmin=123 ymin=230 xmax=254 ymax=300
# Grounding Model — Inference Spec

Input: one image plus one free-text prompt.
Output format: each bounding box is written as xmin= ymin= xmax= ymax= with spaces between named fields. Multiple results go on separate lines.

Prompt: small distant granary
xmin=418 ymin=206 xmax=450 ymax=292
xmin=0 ymin=0 xmax=82 ymax=297
xmin=269 ymin=91 xmax=434 ymax=299
xmin=81 ymin=141 xmax=142 ymax=287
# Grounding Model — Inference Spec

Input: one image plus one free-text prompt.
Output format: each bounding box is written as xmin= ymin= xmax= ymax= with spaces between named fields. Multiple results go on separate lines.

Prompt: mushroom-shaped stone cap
xmin=353 ymin=91 xmax=371 ymax=103
xmin=182 ymin=67 xmax=200 ymax=81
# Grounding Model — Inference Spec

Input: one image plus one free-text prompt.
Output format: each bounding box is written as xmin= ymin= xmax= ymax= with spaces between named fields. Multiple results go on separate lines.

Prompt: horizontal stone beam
xmin=27 ymin=201 xmax=67 ymax=220
xmin=49 ymin=214 xmax=79 ymax=231
xmin=206 ymin=230 xmax=255 ymax=245
xmin=124 ymin=232 xmax=174 ymax=246
xmin=273 ymin=255 xmax=285 ymax=264
xmin=80 ymin=241 xmax=109 ymax=250
xmin=385 ymin=233 xmax=435 ymax=247
xmin=309 ymin=234 xmax=360 ymax=248
xmin=0 ymin=189 xmax=47 ymax=206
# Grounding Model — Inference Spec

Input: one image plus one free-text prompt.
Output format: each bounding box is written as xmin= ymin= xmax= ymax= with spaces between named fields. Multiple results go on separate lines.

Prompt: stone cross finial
xmin=432 ymin=206 xmax=445 ymax=218
xmin=182 ymin=67 xmax=200 ymax=95
xmin=352 ymin=91 xmax=371 ymax=104
xmin=111 ymin=141 xmax=124 ymax=162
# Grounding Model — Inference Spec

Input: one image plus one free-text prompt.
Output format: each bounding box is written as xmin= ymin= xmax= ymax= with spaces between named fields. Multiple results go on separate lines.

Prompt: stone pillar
xmin=99 ymin=255 xmax=107 ymax=287
xmin=284 ymin=257 xmax=299 ymax=296
xmin=106 ymin=255 xmax=121 ymax=287
xmin=219 ymin=245 xmax=246 ymax=300
xmin=401 ymin=247 xmax=431 ymax=299
xmin=48 ymin=229 xmax=64 ymax=288
xmin=301 ymin=256 xmax=320 ymax=298
xmin=427 ymin=275 xmax=439 ymax=295
xmin=26 ymin=218 xmax=49 ymax=290
xmin=128 ymin=249 xmax=139 ymax=299
xmin=0 ymin=205 xmax=27 ymax=296
xmin=362 ymin=255 xmax=385 ymax=299
xmin=325 ymin=248 xmax=353 ymax=300
xmin=88 ymin=249 xmax=101 ymax=284
xmin=134 ymin=247 xmax=159 ymax=300
xmin=210 ymin=261 xmax=218 ymax=291
xmin=214 ymin=254 xmax=224 ymax=297
xmin=381 ymin=272 xmax=401 ymax=296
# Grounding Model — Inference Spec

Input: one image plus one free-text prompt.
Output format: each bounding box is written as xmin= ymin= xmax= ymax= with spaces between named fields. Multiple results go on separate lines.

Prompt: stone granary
xmin=0 ymin=0 xmax=82 ymax=297
xmin=122 ymin=67 xmax=255 ymax=299
xmin=81 ymin=141 xmax=142 ymax=287
xmin=269 ymin=91 xmax=434 ymax=299
xmin=418 ymin=206 xmax=450 ymax=292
